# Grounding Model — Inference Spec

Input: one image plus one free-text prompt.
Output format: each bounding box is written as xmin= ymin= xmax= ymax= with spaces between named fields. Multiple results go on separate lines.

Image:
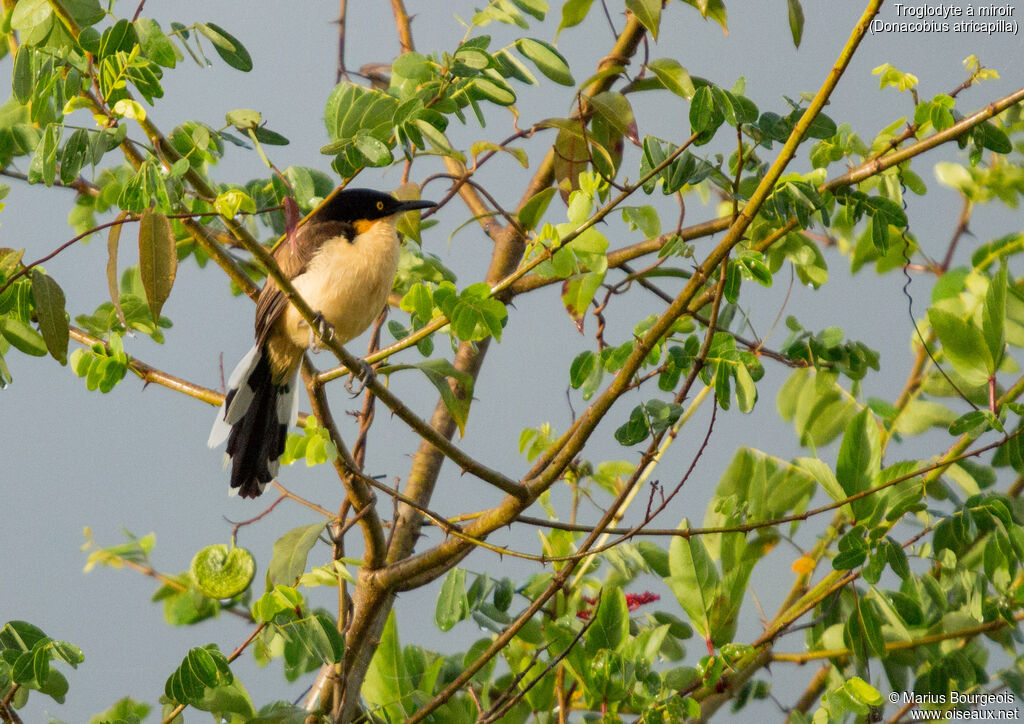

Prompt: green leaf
xmin=856 ymin=598 xmax=885 ymax=658
xmin=393 ymin=51 xmax=434 ymax=81
xmin=59 ymin=128 xmax=90 ymax=185
xmin=134 ymin=18 xmax=177 ymax=67
xmin=614 ymin=401 xmax=651 ymax=444
xmin=214 ymin=189 xmax=256 ymax=219
xmin=434 ymin=568 xmax=469 ymax=631
xmin=845 ymin=676 xmax=883 ymax=707
xmin=833 ymin=548 xmax=867 ymax=571
xmin=928 ymin=308 xmax=993 ymax=385
xmin=518 ymin=187 xmax=556 ymax=232
xmin=454 ymin=44 xmax=492 ymax=70
xmin=493 ymin=47 xmax=538 ymax=84
xmin=252 ymin=126 xmax=289 ymax=145
xmin=569 ymin=349 xmax=598 ymax=388
xmin=106 ymin=213 xmax=129 ymax=330
xmin=622 ymin=205 xmax=661 ymax=239
xmin=1 ymin=318 xmax=47 ymax=357
xmin=511 ymin=0 xmax=548 ymax=21
xmin=362 ymin=611 xmax=410 ymax=722
xmin=277 ymin=613 xmax=345 ymax=666
xmin=666 ymin=520 xmax=719 ymax=640
xmin=493 ymin=578 xmax=514 ymax=611
xmin=885 ymin=537 xmax=911 ymax=579
xmin=470 ymin=140 xmax=528 ymax=168
xmin=191 ymin=544 xmax=256 ymax=599
xmin=586 ymin=587 xmax=629 ymax=655
xmin=836 ymin=409 xmax=880 ymax=519
xmin=647 ymin=58 xmax=694 ymax=98
xmin=626 ymin=0 xmax=662 ymax=40
xmin=441 ymin=283 xmax=507 ymax=342
xmin=0 ymin=621 xmax=47 ymax=656
xmin=137 ymin=208 xmax=177 ymax=322
xmin=164 ymin=645 xmax=233 ymax=705
xmin=734 ymin=362 xmax=756 ymax=413
xmin=681 ymin=0 xmax=728 ymax=31
xmin=948 ymin=409 xmax=995 ymax=435
xmin=383 ymin=359 xmax=474 ymax=436
xmin=983 ymin=261 xmax=1007 ymax=370
xmin=516 ymin=38 xmax=574 ymax=85
xmin=29 ymin=123 xmax=60 ymax=187
xmin=251 ymin=584 xmax=304 ymax=622
xmin=12 ymin=47 xmax=33 ymax=105
xmin=562 ymin=270 xmax=605 ymax=331
xmin=411 ymin=118 xmax=464 ymax=161
xmin=30 ymin=271 xmax=68 ymax=364
xmin=974 ymin=121 xmax=1012 ymax=154
xmin=892 ymin=399 xmax=956 ymax=436
xmin=98 ymin=19 xmax=136 ymax=58
xmin=787 ymin=0 xmax=804 ymax=47
xmin=558 ymin=0 xmax=596 ymax=33
xmin=587 ymin=91 xmax=635 ymax=140
xmin=10 ymin=0 xmax=51 ymax=31
xmin=112 ymin=99 xmax=147 ymax=123
xmin=723 ymin=259 xmax=740 ymax=304
xmin=298 ymin=560 xmax=355 ymax=588
xmin=64 ymin=0 xmax=103 ymax=27
xmin=267 ymin=522 xmax=325 ymax=587
xmin=0 ymin=248 xmax=25 ymax=277
xmin=197 ymin=22 xmax=252 ymax=72
xmin=689 ymin=85 xmax=713 ymax=134
xmin=470 ymin=76 xmax=517 ymax=106
xmin=194 ymin=678 xmax=255 ymax=718
xmin=87 ymin=697 xmax=152 ymax=724
xmin=351 ymin=131 xmax=391 ymax=166
xmin=11 ymin=649 xmax=34 ymax=685
xmin=334 ymin=86 xmax=403 ymax=143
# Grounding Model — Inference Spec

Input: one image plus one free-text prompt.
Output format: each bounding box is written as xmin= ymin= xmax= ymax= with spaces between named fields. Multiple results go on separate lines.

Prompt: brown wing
xmin=254 ymin=220 xmax=356 ymax=346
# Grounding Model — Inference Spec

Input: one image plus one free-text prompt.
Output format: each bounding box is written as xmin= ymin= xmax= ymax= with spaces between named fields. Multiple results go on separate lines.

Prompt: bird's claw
xmin=308 ymin=312 xmax=335 ymax=352
xmin=345 ymin=358 xmax=376 ymax=396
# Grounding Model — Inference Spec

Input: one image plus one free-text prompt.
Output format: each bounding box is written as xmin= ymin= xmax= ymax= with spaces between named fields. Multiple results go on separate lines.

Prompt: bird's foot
xmin=345 ymin=358 xmax=376 ymax=396
xmin=308 ymin=312 xmax=335 ymax=352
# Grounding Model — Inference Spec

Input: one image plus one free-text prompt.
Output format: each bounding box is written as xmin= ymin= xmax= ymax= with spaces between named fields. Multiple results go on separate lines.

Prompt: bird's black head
xmin=311 ymin=188 xmax=436 ymax=225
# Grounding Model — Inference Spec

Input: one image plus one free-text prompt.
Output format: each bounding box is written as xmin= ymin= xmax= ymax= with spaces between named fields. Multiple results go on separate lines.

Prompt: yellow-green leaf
xmin=107 ymin=212 xmax=129 ymax=329
xmin=191 ymin=544 xmax=256 ymax=599
xmin=516 ymin=38 xmax=574 ymax=86
xmin=626 ymin=0 xmax=661 ymax=40
xmin=137 ymin=208 xmax=177 ymax=322
xmin=225 ymin=108 xmax=262 ymax=130
xmin=469 ymin=140 xmax=528 ymax=168
xmin=267 ymin=522 xmax=324 ymax=587
xmin=787 ymin=0 xmax=804 ymax=47
xmin=214 ymin=190 xmax=256 ymax=219
xmin=112 ymin=99 xmax=147 ymax=121
xmin=648 ymin=58 xmax=694 ymax=99
xmin=1 ymin=318 xmax=47 ymax=356
xmin=928 ymin=308 xmax=992 ymax=385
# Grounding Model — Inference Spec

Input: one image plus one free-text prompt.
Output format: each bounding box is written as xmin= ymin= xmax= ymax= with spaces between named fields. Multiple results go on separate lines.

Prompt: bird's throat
xmin=352 ymin=218 xmax=381 ymax=236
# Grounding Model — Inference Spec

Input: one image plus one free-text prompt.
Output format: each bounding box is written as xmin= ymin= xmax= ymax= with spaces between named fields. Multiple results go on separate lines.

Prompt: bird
xmin=208 ymin=188 xmax=437 ymax=498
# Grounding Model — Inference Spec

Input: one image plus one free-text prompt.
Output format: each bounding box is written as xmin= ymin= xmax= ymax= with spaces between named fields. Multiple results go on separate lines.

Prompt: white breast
xmin=282 ymin=221 xmax=401 ymax=349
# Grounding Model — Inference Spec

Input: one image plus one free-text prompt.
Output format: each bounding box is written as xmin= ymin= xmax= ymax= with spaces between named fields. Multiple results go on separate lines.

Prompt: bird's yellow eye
xmin=376 ymin=201 xmax=384 ymax=211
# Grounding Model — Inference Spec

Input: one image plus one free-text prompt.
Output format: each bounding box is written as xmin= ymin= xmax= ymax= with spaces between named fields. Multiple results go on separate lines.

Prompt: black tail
xmin=209 ymin=346 xmax=298 ymax=498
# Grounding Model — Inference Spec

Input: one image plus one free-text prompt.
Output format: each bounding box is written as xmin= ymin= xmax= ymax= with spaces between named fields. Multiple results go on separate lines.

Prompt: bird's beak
xmin=394 ymin=199 xmax=438 ymax=213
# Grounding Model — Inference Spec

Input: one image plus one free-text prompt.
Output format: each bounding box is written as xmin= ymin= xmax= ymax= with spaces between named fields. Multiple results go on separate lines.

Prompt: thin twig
xmin=336 ymin=0 xmax=349 ymax=84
